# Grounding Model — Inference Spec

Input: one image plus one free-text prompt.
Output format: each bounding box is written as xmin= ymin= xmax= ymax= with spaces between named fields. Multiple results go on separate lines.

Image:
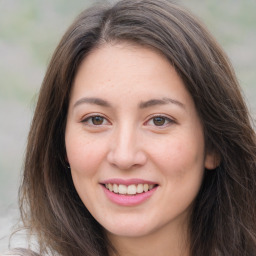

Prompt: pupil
xmin=153 ymin=117 xmax=165 ymax=126
xmin=92 ymin=116 xmax=103 ymax=125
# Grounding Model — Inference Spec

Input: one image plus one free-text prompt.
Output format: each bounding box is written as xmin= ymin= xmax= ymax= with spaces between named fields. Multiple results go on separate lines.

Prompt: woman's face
xmin=65 ymin=43 xmax=216 ymax=239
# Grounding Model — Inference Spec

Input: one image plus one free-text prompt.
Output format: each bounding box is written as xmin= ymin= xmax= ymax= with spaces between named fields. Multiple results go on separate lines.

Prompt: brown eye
xmin=82 ymin=115 xmax=109 ymax=126
xmin=145 ymin=115 xmax=174 ymax=127
xmin=91 ymin=116 xmax=104 ymax=125
xmin=153 ymin=117 xmax=166 ymax=126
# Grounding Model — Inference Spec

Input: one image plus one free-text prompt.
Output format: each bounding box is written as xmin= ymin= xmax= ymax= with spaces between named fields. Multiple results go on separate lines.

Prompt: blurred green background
xmin=0 ymin=0 xmax=255 ymax=253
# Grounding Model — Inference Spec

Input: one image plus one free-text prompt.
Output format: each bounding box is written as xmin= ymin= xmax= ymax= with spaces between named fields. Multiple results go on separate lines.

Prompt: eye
xmin=152 ymin=116 xmax=166 ymax=126
xmin=82 ymin=115 xmax=110 ymax=126
xmin=145 ymin=115 xmax=174 ymax=127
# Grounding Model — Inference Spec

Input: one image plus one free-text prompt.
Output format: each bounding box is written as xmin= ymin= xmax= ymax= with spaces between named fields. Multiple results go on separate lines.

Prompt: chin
xmin=103 ymin=220 xmax=158 ymax=238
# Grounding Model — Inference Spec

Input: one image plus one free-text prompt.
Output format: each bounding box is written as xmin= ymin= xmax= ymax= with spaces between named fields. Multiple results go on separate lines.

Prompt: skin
xmin=65 ymin=42 xmax=217 ymax=256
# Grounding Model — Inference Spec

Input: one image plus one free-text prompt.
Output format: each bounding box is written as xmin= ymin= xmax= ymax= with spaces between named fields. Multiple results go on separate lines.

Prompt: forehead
xmin=70 ymin=42 xmax=193 ymax=109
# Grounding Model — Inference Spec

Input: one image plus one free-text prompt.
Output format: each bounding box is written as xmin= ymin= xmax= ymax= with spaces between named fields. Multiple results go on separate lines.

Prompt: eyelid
xmin=80 ymin=113 xmax=175 ymax=128
xmin=81 ymin=113 xmax=111 ymax=126
xmin=144 ymin=114 xmax=175 ymax=127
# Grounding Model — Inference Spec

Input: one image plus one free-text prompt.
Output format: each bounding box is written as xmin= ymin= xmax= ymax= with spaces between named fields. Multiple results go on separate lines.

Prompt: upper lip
xmin=100 ymin=178 xmax=158 ymax=186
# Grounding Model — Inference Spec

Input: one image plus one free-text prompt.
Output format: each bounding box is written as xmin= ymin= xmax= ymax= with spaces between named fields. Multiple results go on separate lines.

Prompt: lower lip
xmin=102 ymin=185 xmax=158 ymax=206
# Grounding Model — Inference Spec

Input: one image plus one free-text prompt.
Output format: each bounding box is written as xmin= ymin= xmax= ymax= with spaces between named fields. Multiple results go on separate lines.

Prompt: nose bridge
xmin=107 ymin=121 xmax=146 ymax=169
xmin=117 ymin=121 xmax=135 ymax=151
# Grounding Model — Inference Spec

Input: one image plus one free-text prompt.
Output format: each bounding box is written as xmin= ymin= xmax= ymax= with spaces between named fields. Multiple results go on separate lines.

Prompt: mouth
xmin=101 ymin=179 xmax=158 ymax=206
xmin=103 ymin=183 xmax=158 ymax=196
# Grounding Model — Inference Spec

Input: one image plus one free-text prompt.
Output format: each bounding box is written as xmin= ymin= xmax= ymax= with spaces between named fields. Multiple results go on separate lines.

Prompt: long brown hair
xmin=17 ymin=0 xmax=256 ymax=255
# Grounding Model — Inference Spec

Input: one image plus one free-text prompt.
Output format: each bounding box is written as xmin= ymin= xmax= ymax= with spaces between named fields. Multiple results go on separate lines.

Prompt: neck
xmin=107 ymin=220 xmax=190 ymax=256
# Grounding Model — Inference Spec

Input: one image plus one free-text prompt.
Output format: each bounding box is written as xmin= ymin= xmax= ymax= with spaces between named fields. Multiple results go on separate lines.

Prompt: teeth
xmin=127 ymin=185 xmax=136 ymax=195
xmin=104 ymin=183 xmax=156 ymax=195
xmin=113 ymin=184 xmax=118 ymax=193
xmin=136 ymin=184 xmax=144 ymax=194
xmin=118 ymin=184 xmax=127 ymax=194
xmin=143 ymin=184 xmax=149 ymax=192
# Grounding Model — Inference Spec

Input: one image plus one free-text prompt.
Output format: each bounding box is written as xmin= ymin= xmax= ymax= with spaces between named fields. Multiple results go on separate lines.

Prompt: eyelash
xmin=81 ymin=114 xmax=174 ymax=128
xmin=81 ymin=114 xmax=111 ymax=126
xmin=144 ymin=115 xmax=174 ymax=127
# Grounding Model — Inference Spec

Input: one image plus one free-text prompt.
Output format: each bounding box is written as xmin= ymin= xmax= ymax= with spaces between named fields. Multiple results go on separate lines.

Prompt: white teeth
xmin=127 ymin=185 xmax=137 ymax=195
xmin=118 ymin=184 xmax=127 ymax=194
xmin=108 ymin=184 xmax=113 ymax=192
xmin=113 ymin=184 xmax=118 ymax=193
xmin=143 ymin=184 xmax=149 ymax=192
xmin=149 ymin=184 xmax=154 ymax=190
xmin=136 ymin=184 xmax=144 ymax=194
xmin=105 ymin=183 xmax=156 ymax=195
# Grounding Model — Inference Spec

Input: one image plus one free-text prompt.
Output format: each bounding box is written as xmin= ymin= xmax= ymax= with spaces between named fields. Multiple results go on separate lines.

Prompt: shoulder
xmin=1 ymin=249 xmax=40 ymax=256
xmin=1 ymin=254 xmax=20 ymax=256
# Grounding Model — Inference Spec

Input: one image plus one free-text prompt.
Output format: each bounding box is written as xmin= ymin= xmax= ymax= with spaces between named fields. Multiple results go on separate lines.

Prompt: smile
xmin=104 ymin=183 xmax=157 ymax=195
xmin=101 ymin=179 xmax=159 ymax=206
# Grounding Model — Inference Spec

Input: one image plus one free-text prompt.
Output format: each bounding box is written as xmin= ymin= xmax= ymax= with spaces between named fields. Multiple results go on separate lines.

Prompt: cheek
xmin=66 ymin=135 xmax=106 ymax=207
xmin=149 ymin=133 xmax=205 ymax=178
xmin=65 ymin=135 xmax=105 ymax=177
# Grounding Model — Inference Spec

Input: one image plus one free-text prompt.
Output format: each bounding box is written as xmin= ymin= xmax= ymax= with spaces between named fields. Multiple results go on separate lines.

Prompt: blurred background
xmin=0 ymin=0 xmax=255 ymax=253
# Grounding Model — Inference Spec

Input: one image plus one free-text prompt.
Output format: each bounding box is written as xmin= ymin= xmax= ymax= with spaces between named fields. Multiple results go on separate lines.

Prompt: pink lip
xmin=101 ymin=178 xmax=157 ymax=186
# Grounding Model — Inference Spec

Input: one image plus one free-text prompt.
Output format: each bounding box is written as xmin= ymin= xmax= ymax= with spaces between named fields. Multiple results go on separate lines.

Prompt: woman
xmin=9 ymin=0 xmax=256 ymax=255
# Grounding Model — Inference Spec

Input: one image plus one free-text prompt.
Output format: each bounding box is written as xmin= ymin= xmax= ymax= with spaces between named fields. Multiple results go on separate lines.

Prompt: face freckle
xmin=65 ymin=42 xmax=217 ymax=241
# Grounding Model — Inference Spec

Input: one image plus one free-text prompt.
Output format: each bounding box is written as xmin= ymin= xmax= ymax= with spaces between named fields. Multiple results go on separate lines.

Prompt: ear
xmin=204 ymin=150 xmax=221 ymax=170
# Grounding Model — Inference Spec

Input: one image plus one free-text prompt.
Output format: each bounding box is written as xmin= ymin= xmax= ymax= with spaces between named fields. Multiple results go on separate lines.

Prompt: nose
xmin=107 ymin=126 xmax=147 ymax=170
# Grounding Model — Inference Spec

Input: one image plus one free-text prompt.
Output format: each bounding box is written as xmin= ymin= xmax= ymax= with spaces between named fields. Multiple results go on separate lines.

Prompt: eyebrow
xmin=73 ymin=96 xmax=185 ymax=110
xmin=73 ymin=97 xmax=112 ymax=109
xmin=139 ymin=97 xmax=185 ymax=109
